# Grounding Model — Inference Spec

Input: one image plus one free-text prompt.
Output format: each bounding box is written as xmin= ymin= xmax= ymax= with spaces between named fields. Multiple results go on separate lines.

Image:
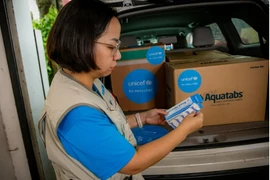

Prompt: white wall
xmin=0 ymin=27 xmax=31 ymax=180
xmin=0 ymin=114 xmax=16 ymax=180
xmin=4 ymin=0 xmax=53 ymax=179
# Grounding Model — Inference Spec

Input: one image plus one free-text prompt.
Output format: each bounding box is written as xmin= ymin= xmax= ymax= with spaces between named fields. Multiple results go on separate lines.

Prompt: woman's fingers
xmin=155 ymin=109 xmax=168 ymax=115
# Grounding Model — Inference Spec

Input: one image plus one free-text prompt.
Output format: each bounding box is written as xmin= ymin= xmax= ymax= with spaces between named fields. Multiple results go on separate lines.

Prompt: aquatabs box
xmin=165 ymin=94 xmax=203 ymax=129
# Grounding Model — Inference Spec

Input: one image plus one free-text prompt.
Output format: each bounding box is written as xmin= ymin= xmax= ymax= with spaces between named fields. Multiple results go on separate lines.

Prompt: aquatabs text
xmin=205 ymin=91 xmax=243 ymax=103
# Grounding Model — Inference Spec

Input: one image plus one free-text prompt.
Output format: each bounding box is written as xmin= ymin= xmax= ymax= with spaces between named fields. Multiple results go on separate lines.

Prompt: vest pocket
xmin=108 ymin=110 xmax=125 ymax=135
xmin=123 ymin=122 xmax=137 ymax=146
xmin=52 ymin=163 xmax=79 ymax=180
xmin=104 ymin=92 xmax=118 ymax=111
xmin=108 ymin=110 xmax=137 ymax=146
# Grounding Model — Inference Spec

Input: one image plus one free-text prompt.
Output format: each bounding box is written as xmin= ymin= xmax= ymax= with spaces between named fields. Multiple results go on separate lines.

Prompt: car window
xmin=231 ymin=18 xmax=260 ymax=44
xmin=206 ymin=23 xmax=227 ymax=47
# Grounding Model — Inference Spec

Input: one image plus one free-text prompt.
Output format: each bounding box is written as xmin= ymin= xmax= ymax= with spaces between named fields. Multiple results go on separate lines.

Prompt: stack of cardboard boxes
xmin=110 ymin=44 xmax=166 ymax=112
xmin=110 ymin=45 xmax=269 ymax=126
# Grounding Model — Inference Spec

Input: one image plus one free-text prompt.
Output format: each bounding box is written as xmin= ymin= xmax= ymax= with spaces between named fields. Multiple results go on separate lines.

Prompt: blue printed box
xmin=165 ymin=94 xmax=203 ymax=129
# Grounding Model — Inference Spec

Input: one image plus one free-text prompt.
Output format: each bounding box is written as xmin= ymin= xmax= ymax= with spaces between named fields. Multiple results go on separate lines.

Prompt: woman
xmin=38 ymin=0 xmax=204 ymax=180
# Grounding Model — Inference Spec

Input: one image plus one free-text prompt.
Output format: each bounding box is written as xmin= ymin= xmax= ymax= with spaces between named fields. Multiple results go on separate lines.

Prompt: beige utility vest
xmin=38 ymin=70 xmax=144 ymax=180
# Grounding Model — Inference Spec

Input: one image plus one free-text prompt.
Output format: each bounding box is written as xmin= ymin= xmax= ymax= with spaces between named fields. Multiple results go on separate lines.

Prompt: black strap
xmin=123 ymin=175 xmax=133 ymax=180
xmin=38 ymin=112 xmax=47 ymax=147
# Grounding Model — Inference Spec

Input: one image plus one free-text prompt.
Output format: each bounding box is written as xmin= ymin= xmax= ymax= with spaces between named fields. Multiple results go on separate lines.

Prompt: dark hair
xmin=47 ymin=0 xmax=118 ymax=73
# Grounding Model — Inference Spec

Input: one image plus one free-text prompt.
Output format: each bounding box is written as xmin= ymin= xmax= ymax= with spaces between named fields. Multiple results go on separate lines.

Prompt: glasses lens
xmin=112 ymin=47 xmax=117 ymax=57
xmin=112 ymin=40 xmax=121 ymax=57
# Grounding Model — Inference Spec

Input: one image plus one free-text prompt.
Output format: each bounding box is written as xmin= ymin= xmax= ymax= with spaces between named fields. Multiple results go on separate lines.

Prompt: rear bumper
xmin=142 ymin=142 xmax=269 ymax=175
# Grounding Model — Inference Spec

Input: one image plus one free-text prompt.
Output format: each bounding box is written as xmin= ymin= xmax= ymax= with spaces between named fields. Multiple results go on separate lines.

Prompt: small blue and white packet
xmin=165 ymin=94 xmax=203 ymax=129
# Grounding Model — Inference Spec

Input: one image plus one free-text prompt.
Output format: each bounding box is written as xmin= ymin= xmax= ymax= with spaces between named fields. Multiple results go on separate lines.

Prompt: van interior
xmin=104 ymin=1 xmax=269 ymax=150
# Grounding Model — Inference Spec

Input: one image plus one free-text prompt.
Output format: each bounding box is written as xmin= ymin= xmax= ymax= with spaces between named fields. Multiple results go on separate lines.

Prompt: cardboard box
xmin=165 ymin=56 xmax=268 ymax=126
xmin=166 ymin=50 xmax=231 ymax=62
xmin=194 ymin=50 xmax=231 ymax=57
xmin=111 ymin=44 xmax=166 ymax=112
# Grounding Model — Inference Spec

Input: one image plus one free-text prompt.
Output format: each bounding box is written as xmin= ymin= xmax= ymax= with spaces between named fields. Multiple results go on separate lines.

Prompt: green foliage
xmin=33 ymin=6 xmax=58 ymax=84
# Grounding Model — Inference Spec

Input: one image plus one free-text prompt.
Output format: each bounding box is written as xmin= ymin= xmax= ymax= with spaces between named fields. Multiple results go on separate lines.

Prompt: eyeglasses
xmin=96 ymin=39 xmax=121 ymax=57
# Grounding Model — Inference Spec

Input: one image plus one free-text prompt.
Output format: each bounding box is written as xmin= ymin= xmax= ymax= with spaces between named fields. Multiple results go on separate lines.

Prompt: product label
xmin=178 ymin=69 xmax=202 ymax=93
xmin=123 ymin=69 xmax=158 ymax=104
xmin=146 ymin=46 xmax=165 ymax=65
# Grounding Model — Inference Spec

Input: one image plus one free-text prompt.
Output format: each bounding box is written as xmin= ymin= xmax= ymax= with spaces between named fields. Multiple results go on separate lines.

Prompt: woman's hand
xmin=122 ymin=111 xmax=203 ymax=175
xmin=139 ymin=109 xmax=168 ymax=126
xmin=178 ymin=112 xmax=203 ymax=135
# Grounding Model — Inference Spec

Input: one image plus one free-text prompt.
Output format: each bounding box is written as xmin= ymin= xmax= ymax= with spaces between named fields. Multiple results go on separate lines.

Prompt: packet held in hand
xmin=165 ymin=94 xmax=203 ymax=129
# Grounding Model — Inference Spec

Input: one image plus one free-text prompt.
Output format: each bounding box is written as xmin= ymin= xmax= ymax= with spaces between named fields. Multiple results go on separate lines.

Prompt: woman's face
xmin=93 ymin=17 xmax=121 ymax=78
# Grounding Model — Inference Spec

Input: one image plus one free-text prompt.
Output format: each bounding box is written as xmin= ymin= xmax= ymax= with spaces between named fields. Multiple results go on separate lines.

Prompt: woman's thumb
xmin=195 ymin=112 xmax=203 ymax=118
xmin=187 ymin=112 xmax=196 ymax=117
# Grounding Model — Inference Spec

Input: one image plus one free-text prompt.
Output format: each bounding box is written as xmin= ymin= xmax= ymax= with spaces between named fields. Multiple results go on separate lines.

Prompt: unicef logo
xmin=123 ymin=69 xmax=158 ymax=104
xmin=181 ymin=76 xmax=199 ymax=81
xmin=178 ymin=70 xmax=202 ymax=93
xmin=146 ymin=46 xmax=165 ymax=65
